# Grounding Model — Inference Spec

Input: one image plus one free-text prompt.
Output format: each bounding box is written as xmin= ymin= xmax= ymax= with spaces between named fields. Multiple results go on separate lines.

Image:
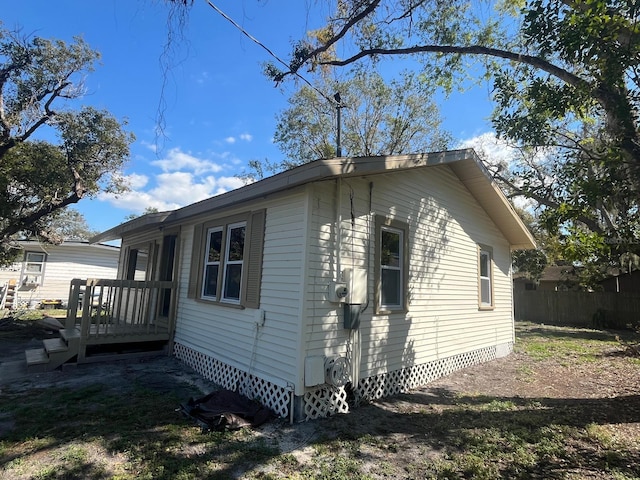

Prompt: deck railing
xmin=66 ymin=278 xmax=177 ymax=360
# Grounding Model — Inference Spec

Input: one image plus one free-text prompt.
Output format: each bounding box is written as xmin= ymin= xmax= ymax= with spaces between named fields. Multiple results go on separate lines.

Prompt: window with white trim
xmin=22 ymin=252 xmax=46 ymax=286
xmin=202 ymin=227 xmax=223 ymax=299
xmin=375 ymin=216 xmax=408 ymax=313
xmin=199 ymin=223 xmax=245 ymax=303
xmin=478 ymin=246 xmax=493 ymax=308
xmin=188 ymin=210 xmax=265 ymax=309
xmin=222 ymin=222 xmax=245 ymax=303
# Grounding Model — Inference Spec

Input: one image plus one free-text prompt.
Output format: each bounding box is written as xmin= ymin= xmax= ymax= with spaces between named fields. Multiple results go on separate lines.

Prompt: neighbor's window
xmin=375 ymin=216 xmax=408 ymax=313
xmin=22 ymin=252 xmax=46 ymax=285
xmin=189 ymin=210 xmax=265 ymax=309
xmin=478 ymin=246 xmax=493 ymax=308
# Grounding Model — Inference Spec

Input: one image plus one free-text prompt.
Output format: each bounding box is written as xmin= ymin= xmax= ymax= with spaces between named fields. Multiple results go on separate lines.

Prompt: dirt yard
xmin=1 ymin=317 xmax=639 ymax=479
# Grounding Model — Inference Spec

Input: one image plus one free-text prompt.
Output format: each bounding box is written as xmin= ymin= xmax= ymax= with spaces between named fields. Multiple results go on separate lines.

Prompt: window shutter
xmin=187 ymin=223 xmax=204 ymax=299
xmin=243 ymin=209 xmax=265 ymax=309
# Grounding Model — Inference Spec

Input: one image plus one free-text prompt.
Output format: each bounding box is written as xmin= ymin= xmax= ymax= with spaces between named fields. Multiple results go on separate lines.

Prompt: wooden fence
xmin=514 ymin=290 xmax=640 ymax=329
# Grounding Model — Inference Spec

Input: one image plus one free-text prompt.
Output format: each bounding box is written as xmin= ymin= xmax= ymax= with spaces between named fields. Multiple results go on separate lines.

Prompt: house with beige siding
xmin=0 ymin=240 xmax=119 ymax=309
xmin=92 ymin=150 xmax=535 ymax=421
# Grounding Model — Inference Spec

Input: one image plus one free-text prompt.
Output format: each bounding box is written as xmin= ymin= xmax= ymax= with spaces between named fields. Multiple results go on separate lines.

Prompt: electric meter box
xmin=343 ymin=267 xmax=367 ymax=304
xmin=328 ymin=282 xmax=349 ymax=303
xmin=344 ymin=303 xmax=362 ymax=329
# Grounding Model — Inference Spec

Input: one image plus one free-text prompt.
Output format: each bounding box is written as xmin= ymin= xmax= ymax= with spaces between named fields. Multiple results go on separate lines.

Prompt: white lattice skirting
xmin=302 ymin=342 xmax=511 ymax=420
xmin=173 ymin=342 xmax=292 ymax=418
xmin=174 ymin=341 xmax=511 ymax=421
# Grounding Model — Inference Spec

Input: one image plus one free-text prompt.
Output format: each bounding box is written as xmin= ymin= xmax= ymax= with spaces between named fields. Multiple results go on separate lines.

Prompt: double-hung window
xmin=375 ymin=216 xmax=408 ymax=313
xmin=222 ymin=222 xmax=245 ymax=303
xmin=189 ymin=210 xmax=265 ymax=308
xmin=22 ymin=252 xmax=46 ymax=286
xmin=200 ymin=223 xmax=245 ymax=303
xmin=202 ymin=227 xmax=223 ymax=299
xmin=478 ymin=245 xmax=494 ymax=309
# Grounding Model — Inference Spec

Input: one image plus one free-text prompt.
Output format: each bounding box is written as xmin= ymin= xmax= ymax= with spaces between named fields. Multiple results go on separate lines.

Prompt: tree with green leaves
xmin=0 ymin=27 xmax=134 ymax=264
xmin=123 ymin=206 xmax=160 ymax=222
xmin=510 ymin=208 xmax=548 ymax=281
xmin=262 ymin=69 xmax=450 ymax=174
xmin=259 ymin=0 xmax=640 ymax=275
xmin=242 ymin=69 xmax=450 ymax=180
xmin=45 ymin=209 xmax=98 ymax=241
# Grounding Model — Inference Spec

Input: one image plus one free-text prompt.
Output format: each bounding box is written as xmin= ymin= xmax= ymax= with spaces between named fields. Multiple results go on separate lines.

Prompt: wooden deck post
xmin=66 ymin=279 xmax=83 ymax=330
xmin=77 ymin=279 xmax=95 ymax=362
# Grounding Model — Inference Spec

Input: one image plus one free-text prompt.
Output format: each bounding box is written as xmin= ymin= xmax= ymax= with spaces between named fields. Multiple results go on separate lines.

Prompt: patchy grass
xmin=0 ymin=383 xmax=280 ymax=479
xmin=1 ymin=322 xmax=639 ymax=479
xmin=514 ymin=323 xmax=639 ymax=367
xmin=264 ymin=396 xmax=638 ymax=480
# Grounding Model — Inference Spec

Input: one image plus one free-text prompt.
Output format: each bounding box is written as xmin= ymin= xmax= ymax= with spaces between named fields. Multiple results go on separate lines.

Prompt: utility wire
xmin=205 ymin=0 xmax=336 ymax=105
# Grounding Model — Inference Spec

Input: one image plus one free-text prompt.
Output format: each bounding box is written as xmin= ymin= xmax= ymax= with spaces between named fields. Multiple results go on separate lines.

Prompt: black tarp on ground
xmin=180 ymin=389 xmax=274 ymax=431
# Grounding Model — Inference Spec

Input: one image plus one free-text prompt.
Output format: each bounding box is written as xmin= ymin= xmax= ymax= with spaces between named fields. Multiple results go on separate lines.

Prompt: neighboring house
xmin=599 ymin=269 xmax=640 ymax=292
xmin=0 ymin=240 xmax=120 ymax=309
xmin=93 ymin=150 xmax=535 ymax=420
xmin=513 ymin=265 xmax=580 ymax=292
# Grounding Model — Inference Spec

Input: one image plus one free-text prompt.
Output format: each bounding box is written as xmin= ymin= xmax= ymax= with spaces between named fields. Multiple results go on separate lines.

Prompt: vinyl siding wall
xmin=302 ymin=166 xmax=514 ymax=385
xmin=0 ymin=244 xmax=119 ymax=305
xmin=173 ymin=192 xmax=309 ymax=389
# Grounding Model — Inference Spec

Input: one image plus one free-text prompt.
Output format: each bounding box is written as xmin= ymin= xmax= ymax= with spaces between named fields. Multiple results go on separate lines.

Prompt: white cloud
xmin=96 ymin=145 xmax=257 ymax=220
xmin=457 ymin=132 xmax=518 ymax=169
xmin=123 ymin=173 xmax=149 ymax=190
xmin=152 ymin=172 xmax=213 ymax=204
xmin=457 ymin=132 xmax=536 ymax=211
xmin=194 ymin=71 xmax=209 ymax=84
xmin=224 ymin=133 xmax=252 ymax=144
xmin=99 ymin=168 xmax=248 ymax=216
xmin=150 ymin=147 xmax=223 ymax=175
xmin=98 ymin=189 xmax=180 ymax=213
xmin=211 ymin=176 xmax=246 ymax=194
xmin=140 ymin=140 xmax=158 ymax=153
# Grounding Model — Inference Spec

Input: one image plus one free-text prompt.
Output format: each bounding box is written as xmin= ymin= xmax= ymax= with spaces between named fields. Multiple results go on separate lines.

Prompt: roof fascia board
xmin=448 ymin=156 xmax=537 ymax=249
xmin=167 ymin=150 xmax=473 ymax=223
xmin=90 ymin=212 xmax=172 ymax=243
xmin=91 ymin=149 xmax=535 ymax=249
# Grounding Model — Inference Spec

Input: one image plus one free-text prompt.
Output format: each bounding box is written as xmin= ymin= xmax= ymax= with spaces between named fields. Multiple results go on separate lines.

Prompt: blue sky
xmin=4 ymin=1 xmax=499 ymax=234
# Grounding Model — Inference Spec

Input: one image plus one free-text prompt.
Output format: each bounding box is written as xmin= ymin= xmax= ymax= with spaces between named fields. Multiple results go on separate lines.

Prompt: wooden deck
xmin=83 ymin=323 xmax=171 ymax=344
xmin=25 ymin=278 xmax=177 ymax=372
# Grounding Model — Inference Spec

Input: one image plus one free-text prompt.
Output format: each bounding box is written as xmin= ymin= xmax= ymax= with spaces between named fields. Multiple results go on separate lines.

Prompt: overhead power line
xmin=205 ymin=0 xmax=336 ymax=105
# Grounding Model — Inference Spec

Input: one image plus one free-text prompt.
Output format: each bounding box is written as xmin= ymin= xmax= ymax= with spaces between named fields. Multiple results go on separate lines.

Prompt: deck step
xmin=23 ymin=324 xmax=171 ymax=374
xmin=43 ymin=337 xmax=68 ymax=354
xmin=25 ymin=348 xmax=48 ymax=366
xmin=60 ymin=328 xmax=81 ymax=343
